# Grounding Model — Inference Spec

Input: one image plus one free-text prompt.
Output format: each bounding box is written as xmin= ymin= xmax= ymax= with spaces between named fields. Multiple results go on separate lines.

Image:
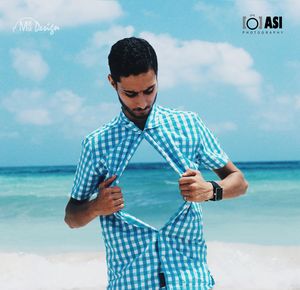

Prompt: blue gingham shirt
xmin=71 ymin=103 xmax=229 ymax=290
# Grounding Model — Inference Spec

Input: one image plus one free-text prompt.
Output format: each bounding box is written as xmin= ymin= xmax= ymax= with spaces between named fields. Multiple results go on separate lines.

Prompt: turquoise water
xmin=0 ymin=161 xmax=299 ymax=253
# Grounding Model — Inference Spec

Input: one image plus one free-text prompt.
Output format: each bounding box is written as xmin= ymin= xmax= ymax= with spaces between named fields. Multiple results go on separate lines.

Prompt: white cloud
xmin=235 ymin=0 xmax=274 ymax=16
xmin=91 ymin=25 xmax=135 ymax=48
xmin=140 ymin=31 xmax=262 ymax=101
xmin=11 ymin=48 xmax=49 ymax=81
xmin=2 ymin=89 xmax=52 ymax=125
xmin=296 ymin=96 xmax=300 ymax=110
xmin=235 ymin=0 xmax=300 ymax=25
xmin=1 ymin=89 xmax=120 ymax=137
xmin=0 ymin=0 xmax=122 ymax=30
xmin=258 ymin=111 xmax=293 ymax=131
xmin=194 ymin=1 xmax=221 ymax=16
xmin=281 ymin=0 xmax=300 ymax=25
xmin=193 ymin=1 xmax=229 ymax=24
xmin=209 ymin=121 xmax=238 ymax=135
xmin=50 ymin=90 xmax=83 ymax=117
xmin=285 ymin=60 xmax=300 ymax=70
xmin=77 ymin=25 xmax=134 ymax=67
xmin=0 ymin=131 xmax=20 ymax=139
xmin=255 ymin=94 xmax=300 ymax=131
xmin=78 ymin=28 xmax=261 ymax=101
xmin=18 ymin=109 xmax=52 ymax=125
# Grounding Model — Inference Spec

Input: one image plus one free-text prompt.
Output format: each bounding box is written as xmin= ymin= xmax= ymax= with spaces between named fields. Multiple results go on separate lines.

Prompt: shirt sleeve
xmin=70 ymin=138 xmax=107 ymax=201
xmin=193 ymin=113 xmax=230 ymax=170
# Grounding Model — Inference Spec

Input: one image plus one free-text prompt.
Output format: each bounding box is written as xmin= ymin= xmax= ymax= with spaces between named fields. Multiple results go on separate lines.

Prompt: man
xmin=65 ymin=37 xmax=248 ymax=290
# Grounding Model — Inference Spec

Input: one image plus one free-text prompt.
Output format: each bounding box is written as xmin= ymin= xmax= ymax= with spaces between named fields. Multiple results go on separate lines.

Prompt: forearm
xmin=216 ymin=171 xmax=248 ymax=199
xmin=64 ymin=199 xmax=98 ymax=228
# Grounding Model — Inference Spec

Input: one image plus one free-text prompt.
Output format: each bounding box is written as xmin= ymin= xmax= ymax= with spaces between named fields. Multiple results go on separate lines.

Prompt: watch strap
xmin=208 ymin=181 xmax=223 ymax=201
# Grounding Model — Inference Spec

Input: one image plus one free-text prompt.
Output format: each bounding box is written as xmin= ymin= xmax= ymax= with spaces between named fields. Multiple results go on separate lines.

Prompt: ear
xmin=108 ymin=74 xmax=117 ymax=90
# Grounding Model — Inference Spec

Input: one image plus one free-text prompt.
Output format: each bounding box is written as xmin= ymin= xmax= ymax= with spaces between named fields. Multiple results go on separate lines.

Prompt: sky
xmin=0 ymin=0 xmax=299 ymax=166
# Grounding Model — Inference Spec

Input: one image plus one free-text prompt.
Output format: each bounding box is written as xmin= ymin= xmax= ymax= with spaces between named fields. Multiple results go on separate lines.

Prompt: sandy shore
xmin=208 ymin=242 xmax=300 ymax=290
xmin=1 ymin=242 xmax=300 ymax=290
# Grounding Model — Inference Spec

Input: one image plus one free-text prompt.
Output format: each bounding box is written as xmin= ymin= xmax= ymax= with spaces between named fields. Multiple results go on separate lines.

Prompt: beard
xmin=118 ymin=93 xmax=157 ymax=120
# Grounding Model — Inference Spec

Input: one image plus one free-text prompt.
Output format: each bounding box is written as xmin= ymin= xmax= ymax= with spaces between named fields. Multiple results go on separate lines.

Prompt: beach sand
xmin=1 ymin=242 xmax=300 ymax=290
xmin=208 ymin=242 xmax=300 ymax=290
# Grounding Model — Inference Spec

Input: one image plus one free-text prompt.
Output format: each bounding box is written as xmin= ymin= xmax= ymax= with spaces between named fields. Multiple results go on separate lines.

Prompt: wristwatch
xmin=208 ymin=181 xmax=223 ymax=201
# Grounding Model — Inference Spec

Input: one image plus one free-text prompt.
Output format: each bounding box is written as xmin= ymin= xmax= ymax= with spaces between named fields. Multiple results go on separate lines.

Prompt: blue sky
xmin=0 ymin=0 xmax=299 ymax=166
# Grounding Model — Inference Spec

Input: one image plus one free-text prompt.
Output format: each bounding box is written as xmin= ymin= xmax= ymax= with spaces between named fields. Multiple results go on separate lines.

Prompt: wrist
xmin=88 ymin=199 xmax=101 ymax=218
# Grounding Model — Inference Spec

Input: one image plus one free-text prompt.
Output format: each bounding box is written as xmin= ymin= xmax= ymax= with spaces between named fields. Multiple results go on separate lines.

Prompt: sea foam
xmin=1 ymin=242 xmax=300 ymax=290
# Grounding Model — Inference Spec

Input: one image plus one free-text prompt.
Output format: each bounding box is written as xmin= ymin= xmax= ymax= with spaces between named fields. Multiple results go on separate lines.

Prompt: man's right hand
xmin=91 ymin=175 xmax=124 ymax=216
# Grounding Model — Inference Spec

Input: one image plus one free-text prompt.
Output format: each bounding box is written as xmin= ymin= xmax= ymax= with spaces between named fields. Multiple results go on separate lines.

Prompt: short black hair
xmin=108 ymin=37 xmax=158 ymax=82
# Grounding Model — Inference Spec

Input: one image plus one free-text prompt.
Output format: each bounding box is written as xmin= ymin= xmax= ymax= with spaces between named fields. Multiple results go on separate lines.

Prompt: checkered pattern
xmin=71 ymin=103 xmax=229 ymax=289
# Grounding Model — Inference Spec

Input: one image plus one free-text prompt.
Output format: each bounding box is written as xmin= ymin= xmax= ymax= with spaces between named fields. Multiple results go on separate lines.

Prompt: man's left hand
xmin=178 ymin=168 xmax=213 ymax=202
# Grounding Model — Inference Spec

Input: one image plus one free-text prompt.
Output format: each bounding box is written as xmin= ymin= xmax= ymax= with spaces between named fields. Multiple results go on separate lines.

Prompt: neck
xmin=122 ymin=107 xmax=148 ymax=130
xmin=118 ymin=94 xmax=156 ymax=130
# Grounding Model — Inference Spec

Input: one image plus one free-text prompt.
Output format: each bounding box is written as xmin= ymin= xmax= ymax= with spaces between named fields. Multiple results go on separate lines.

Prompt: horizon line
xmin=1 ymin=160 xmax=300 ymax=169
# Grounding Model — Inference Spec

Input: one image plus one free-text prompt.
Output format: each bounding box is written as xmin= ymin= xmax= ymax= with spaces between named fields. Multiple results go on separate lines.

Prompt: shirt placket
xmin=143 ymin=128 xmax=203 ymax=289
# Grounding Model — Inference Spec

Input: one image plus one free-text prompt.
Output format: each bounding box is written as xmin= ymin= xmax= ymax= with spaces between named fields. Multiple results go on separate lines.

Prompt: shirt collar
xmin=118 ymin=103 xmax=161 ymax=131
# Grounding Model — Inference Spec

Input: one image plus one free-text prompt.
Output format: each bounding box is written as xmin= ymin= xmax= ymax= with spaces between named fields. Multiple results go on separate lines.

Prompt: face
xmin=108 ymin=69 xmax=158 ymax=121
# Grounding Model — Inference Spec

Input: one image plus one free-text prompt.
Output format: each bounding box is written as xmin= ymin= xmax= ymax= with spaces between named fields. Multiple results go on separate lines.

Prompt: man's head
xmin=108 ymin=37 xmax=158 ymax=83
xmin=108 ymin=37 xmax=158 ymax=121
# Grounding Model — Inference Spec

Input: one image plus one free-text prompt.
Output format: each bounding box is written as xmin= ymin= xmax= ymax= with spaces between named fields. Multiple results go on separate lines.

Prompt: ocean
xmin=1 ymin=161 xmax=300 ymax=290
